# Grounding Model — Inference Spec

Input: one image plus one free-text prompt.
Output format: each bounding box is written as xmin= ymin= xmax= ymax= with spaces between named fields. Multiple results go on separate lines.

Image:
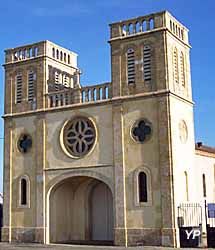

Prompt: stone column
xmin=112 ymin=102 xmax=127 ymax=246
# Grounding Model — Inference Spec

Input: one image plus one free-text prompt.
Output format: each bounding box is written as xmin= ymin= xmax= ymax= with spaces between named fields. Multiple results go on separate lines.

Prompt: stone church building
xmin=2 ymin=11 xmax=215 ymax=247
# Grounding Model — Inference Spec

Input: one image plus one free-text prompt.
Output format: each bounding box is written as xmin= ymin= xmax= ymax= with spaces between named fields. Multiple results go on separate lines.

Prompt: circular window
xmin=63 ymin=117 xmax=96 ymax=158
xmin=18 ymin=134 xmax=32 ymax=153
xmin=131 ymin=119 xmax=152 ymax=143
xmin=179 ymin=120 xmax=188 ymax=143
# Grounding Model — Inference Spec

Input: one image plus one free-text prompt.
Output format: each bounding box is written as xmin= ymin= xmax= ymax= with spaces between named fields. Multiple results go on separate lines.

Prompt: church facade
xmin=2 ymin=11 xmax=215 ymax=247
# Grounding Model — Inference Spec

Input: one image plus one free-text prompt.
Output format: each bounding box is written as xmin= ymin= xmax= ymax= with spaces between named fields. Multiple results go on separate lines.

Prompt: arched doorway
xmin=49 ymin=176 xmax=114 ymax=244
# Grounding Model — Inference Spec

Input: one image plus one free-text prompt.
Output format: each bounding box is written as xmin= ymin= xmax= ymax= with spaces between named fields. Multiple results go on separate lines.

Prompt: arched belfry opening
xmin=49 ymin=176 xmax=114 ymax=245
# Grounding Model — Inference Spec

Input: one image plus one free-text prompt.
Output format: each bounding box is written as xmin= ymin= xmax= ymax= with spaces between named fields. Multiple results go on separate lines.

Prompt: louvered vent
xmin=127 ymin=48 xmax=135 ymax=84
xmin=28 ymin=71 xmax=35 ymax=102
xmin=173 ymin=48 xmax=179 ymax=84
xmin=55 ymin=71 xmax=59 ymax=84
xmin=143 ymin=45 xmax=151 ymax=81
xmin=180 ymin=52 xmax=185 ymax=86
xmin=16 ymin=74 xmax=23 ymax=103
xmin=64 ymin=75 xmax=68 ymax=87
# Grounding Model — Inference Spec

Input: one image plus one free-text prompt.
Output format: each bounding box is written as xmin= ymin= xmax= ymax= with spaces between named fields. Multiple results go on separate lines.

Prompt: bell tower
xmin=109 ymin=11 xmax=192 ymax=101
xmin=4 ymin=40 xmax=80 ymax=115
xmin=109 ymin=11 xmax=195 ymax=247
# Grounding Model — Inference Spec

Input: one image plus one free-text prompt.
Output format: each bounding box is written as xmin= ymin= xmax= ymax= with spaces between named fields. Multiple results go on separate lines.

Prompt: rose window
xmin=63 ymin=117 xmax=96 ymax=158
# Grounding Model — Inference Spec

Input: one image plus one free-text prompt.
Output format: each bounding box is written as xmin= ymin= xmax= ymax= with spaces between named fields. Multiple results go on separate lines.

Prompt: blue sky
xmin=0 ymin=0 xmax=214 ymax=192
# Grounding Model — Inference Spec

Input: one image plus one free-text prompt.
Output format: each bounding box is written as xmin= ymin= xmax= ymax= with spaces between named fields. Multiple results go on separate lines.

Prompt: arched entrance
xmin=49 ymin=176 xmax=114 ymax=244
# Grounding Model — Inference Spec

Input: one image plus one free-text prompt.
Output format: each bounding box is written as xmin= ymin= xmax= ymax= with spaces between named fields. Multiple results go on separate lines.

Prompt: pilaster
xmin=35 ymin=114 xmax=46 ymax=243
xmin=112 ymin=102 xmax=127 ymax=246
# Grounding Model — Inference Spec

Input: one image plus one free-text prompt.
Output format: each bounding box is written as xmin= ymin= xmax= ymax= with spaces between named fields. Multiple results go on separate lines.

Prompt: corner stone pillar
xmin=1 ymin=118 xmax=13 ymax=242
xmin=73 ymin=88 xmax=82 ymax=104
xmin=111 ymin=42 xmax=122 ymax=97
xmin=158 ymin=96 xmax=177 ymax=247
xmin=112 ymin=102 xmax=127 ymax=246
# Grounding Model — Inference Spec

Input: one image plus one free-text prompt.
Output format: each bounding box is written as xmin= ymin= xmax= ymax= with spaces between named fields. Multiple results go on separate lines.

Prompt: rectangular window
xmin=16 ymin=74 xmax=23 ymax=103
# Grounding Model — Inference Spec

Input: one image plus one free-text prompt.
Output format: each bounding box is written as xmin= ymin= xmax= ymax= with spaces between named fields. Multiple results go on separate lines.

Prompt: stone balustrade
xmin=109 ymin=11 xmax=189 ymax=44
xmin=120 ymin=16 xmax=155 ymax=36
xmin=110 ymin=12 xmax=162 ymax=39
xmin=4 ymin=40 xmax=78 ymax=68
xmin=81 ymin=82 xmax=112 ymax=103
xmin=47 ymin=89 xmax=74 ymax=108
xmin=47 ymin=82 xmax=112 ymax=108
xmin=5 ymin=41 xmax=45 ymax=64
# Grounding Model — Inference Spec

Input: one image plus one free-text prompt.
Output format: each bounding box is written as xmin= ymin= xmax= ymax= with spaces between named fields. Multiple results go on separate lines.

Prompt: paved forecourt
xmin=0 ymin=243 xmax=207 ymax=250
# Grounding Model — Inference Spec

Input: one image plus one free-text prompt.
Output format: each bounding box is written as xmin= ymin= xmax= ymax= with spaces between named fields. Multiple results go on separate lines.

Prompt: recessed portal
xmin=49 ymin=176 xmax=114 ymax=245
